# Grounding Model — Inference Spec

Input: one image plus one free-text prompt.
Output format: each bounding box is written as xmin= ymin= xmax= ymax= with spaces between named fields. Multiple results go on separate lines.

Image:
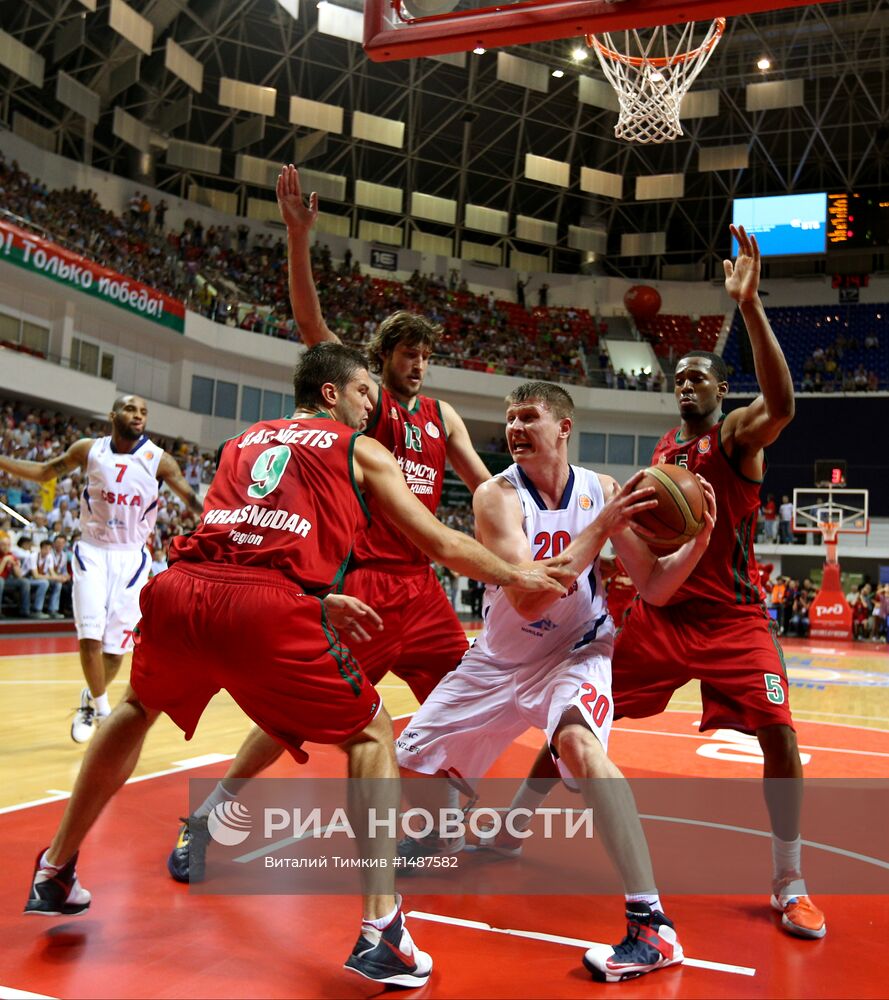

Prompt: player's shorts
xmin=345 ymin=564 xmax=468 ymax=702
xmin=395 ymin=631 xmax=615 ymax=788
xmin=71 ymin=540 xmax=150 ymax=653
xmin=130 ymin=561 xmax=381 ymax=751
xmin=612 ymin=598 xmax=793 ymax=734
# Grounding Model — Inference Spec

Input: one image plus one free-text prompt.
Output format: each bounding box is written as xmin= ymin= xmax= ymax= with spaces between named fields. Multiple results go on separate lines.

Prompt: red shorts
xmin=130 ymin=562 xmax=380 ymax=750
xmin=612 ymin=599 xmax=793 ymax=734
xmin=344 ymin=565 xmax=468 ymax=702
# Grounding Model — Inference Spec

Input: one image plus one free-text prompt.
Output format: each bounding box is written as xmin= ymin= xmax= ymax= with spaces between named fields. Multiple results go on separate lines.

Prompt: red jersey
xmin=171 ymin=417 xmax=368 ymax=594
xmin=351 ymin=388 xmax=448 ymax=572
xmin=650 ymin=420 xmax=763 ymax=606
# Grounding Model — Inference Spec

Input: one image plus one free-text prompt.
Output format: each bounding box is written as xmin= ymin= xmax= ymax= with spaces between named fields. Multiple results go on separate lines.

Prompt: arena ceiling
xmin=1 ymin=0 xmax=888 ymax=279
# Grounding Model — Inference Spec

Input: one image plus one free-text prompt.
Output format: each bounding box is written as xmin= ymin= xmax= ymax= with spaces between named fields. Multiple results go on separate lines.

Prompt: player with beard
xmin=23 ymin=344 xmax=570 ymax=988
xmin=166 ymin=165 xmax=493 ymax=881
xmin=0 ymin=395 xmax=202 ymax=742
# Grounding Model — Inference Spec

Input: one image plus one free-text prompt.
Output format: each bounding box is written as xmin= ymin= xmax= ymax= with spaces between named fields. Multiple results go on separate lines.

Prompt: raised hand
xmin=724 ymin=224 xmax=761 ymax=304
xmin=276 ymin=163 xmax=318 ymax=234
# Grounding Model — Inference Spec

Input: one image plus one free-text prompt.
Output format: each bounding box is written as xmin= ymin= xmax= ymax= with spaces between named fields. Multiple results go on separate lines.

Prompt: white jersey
xmin=79 ymin=435 xmax=162 ymax=550
xmin=474 ymin=463 xmax=612 ymax=667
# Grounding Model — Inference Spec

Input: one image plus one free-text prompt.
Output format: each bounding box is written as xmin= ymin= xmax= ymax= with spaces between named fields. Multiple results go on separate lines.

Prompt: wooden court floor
xmin=1 ymin=630 xmax=887 ymax=999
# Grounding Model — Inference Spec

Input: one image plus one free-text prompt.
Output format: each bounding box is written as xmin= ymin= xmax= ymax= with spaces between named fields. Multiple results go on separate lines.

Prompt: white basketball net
xmin=589 ymin=19 xmax=726 ymax=144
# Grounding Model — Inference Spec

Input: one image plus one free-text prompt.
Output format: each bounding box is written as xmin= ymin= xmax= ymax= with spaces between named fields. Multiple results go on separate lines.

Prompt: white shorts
xmin=72 ymin=541 xmax=150 ymax=654
xmin=395 ymin=635 xmax=614 ymax=788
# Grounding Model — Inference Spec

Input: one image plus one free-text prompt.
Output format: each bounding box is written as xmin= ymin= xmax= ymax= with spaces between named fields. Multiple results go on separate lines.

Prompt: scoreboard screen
xmin=827 ymin=192 xmax=889 ymax=248
xmin=814 ymin=459 xmax=847 ymax=487
xmin=732 ymin=193 xmax=827 ymax=256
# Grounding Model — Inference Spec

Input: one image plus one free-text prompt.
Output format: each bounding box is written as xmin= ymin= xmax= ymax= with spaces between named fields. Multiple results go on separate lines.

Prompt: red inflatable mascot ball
xmin=624 ymin=285 xmax=662 ymax=322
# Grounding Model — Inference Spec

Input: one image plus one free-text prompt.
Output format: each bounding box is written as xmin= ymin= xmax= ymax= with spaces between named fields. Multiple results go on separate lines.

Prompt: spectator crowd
xmin=1 ymin=151 xmax=666 ymax=390
xmin=765 ymin=576 xmax=817 ymax=638
xmin=8 ymin=149 xmax=889 ymax=395
xmin=0 ymin=153 xmax=189 ymax=300
xmin=846 ymin=582 xmax=889 ymax=641
xmin=799 ymin=333 xmax=881 ymax=393
xmin=762 ymin=573 xmax=888 ymax=643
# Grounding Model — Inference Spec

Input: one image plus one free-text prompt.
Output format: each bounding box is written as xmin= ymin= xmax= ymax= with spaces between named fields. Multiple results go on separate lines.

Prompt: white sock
xmin=94 ymin=692 xmax=111 ymax=716
xmin=40 ymin=849 xmax=62 ymax=871
xmin=421 ymin=785 xmax=464 ymax=841
xmin=194 ymin=781 xmax=238 ymax=819
xmin=506 ymin=779 xmax=550 ymax=831
xmin=446 ymin=784 xmax=460 ymax=811
xmin=772 ymin=834 xmax=807 ymax=897
xmin=626 ymin=892 xmax=663 ymax=914
xmin=364 ymin=901 xmax=399 ymax=929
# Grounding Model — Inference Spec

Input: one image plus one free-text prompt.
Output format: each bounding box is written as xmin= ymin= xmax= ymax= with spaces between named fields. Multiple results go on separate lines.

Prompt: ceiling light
xmin=650 ymin=70 xmax=664 ymax=82
xmin=757 ymin=57 xmax=771 ymax=70
xmin=552 ymin=69 xmax=565 ymax=78
xmin=473 ymin=46 xmax=486 ymax=55
xmin=572 ymin=47 xmax=588 ymax=61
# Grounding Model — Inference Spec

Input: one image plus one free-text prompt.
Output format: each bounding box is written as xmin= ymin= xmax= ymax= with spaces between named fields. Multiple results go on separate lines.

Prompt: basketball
xmin=633 ymin=464 xmax=707 ymax=550
xmin=623 ymin=284 xmax=662 ymax=322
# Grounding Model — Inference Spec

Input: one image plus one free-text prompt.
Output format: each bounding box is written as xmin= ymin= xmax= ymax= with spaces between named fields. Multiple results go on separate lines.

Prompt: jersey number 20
xmin=579 ymin=682 xmax=610 ymax=727
xmin=533 ymin=530 xmax=571 ymax=560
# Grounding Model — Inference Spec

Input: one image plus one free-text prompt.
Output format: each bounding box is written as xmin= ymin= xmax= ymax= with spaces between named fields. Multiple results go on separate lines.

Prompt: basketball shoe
xmin=771 ymin=871 xmax=826 ymax=939
xmin=167 ymin=815 xmax=210 ymax=883
xmin=71 ymin=688 xmax=96 ymax=743
xmin=344 ymin=894 xmax=433 ymax=987
xmin=24 ymin=848 xmax=91 ymax=916
xmin=583 ymin=902 xmax=683 ymax=983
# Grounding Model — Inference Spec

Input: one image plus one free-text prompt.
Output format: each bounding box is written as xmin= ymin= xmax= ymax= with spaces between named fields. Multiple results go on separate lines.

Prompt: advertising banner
xmin=0 ymin=219 xmax=185 ymax=333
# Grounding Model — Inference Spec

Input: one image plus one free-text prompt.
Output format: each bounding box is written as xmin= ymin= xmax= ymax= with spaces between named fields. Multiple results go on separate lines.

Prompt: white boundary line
xmin=615 ymin=724 xmax=889 ymax=759
xmin=661 ymin=705 xmax=889 ymax=733
xmin=637 ymin=814 xmax=889 ymax=870
xmin=0 ymin=987 xmax=57 ymax=999
xmin=0 ymin=753 xmax=235 ymax=815
xmin=0 ymin=721 xmax=418 ymax=814
xmin=405 ymin=909 xmax=755 ymax=978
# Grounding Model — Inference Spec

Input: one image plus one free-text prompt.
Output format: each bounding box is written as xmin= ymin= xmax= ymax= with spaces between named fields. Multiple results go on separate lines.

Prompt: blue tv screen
xmin=731 ymin=193 xmax=827 ymax=256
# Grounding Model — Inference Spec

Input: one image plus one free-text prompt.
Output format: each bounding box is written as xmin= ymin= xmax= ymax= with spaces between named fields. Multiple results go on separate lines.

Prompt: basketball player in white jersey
xmin=396 ymin=381 xmax=716 ymax=983
xmin=0 ymin=395 xmax=202 ymax=741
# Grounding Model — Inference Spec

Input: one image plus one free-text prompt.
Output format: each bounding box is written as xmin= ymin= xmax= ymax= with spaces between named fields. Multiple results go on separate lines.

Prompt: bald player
xmin=0 ymin=395 xmax=202 ymax=741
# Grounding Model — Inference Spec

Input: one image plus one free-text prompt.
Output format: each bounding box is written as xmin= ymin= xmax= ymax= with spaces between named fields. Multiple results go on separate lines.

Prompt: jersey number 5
xmin=248 ymin=445 xmax=292 ymax=499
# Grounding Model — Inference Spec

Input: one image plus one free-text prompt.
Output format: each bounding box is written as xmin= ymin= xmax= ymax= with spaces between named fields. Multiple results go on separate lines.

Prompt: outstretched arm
xmin=157 ymin=453 xmax=204 ymax=517
xmin=721 ymin=225 xmax=795 ymax=465
xmin=276 ymin=165 xmax=340 ymax=348
xmin=354 ymin=436 xmax=571 ymax=595
xmin=0 ymin=438 xmax=92 ymax=483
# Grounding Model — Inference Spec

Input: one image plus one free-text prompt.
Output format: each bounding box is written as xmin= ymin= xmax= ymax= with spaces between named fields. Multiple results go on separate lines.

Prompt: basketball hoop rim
xmin=586 ymin=16 xmax=726 ymax=67
xmin=818 ymin=520 xmax=840 ymax=542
